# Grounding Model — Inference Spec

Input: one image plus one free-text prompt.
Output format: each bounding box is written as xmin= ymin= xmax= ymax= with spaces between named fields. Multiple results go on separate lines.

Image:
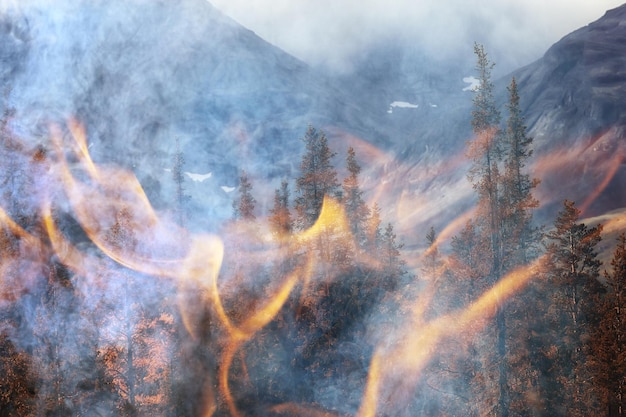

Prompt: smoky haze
xmin=209 ymin=0 xmax=625 ymax=74
xmin=0 ymin=1 xmax=625 ymax=415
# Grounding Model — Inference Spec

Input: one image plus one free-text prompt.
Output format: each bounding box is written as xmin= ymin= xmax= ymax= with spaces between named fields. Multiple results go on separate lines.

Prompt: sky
xmin=209 ymin=0 xmax=625 ymax=74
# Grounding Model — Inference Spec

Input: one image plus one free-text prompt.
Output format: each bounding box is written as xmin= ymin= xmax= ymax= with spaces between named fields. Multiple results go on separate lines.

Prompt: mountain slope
xmin=2 ymin=0 xmax=626 ymax=235
xmin=4 ymin=0 xmax=402 ymax=228
xmin=505 ymin=4 xmax=626 ymax=217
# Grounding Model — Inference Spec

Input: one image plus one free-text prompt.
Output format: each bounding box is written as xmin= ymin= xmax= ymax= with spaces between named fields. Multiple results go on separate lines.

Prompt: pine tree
xmin=423 ymin=226 xmax=440 ymax=280
xmin=171 ymin=137 xmax=189 ymax=227
xmin=591 ymin=233 xmax=626 ymax=417
xmin=342 ymin=147 xmax=370 ymax=247
xmin=232 ymin=170 xmax=256 ymax=221
xmin=467 ymin=42 xmax=503 ymax=280
xmin=294 ymin=126 xmax=340 ymax=230
xmin=463 ymin=44 xmax=508 ymax=417
xmin=499 ymin=76 xmax=541 ymax=416
xmin=501 ymin=77 xmax=540 ymax=269
xmin=269 ymin=179 xmax=292 ymax=239
xmin=104 ymin=208 xmax=140 ymax=414
xmin=366 ymin=202 xmax=382 ymax=255
xmin=543 ymin=199 xmax=604 ymax=416
xmin=545 ymin=200 xmax=603 ymax=328
xmin=380 ymin=222 xmax=406 ymax=290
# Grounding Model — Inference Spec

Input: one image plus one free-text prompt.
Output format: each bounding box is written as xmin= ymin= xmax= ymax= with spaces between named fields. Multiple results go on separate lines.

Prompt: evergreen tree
xmin=591 ymin=233 xmax=626 ymax=417
xmin=101 ymin=207 xmax=175 ymax=416
xmin=342 ymin=147 xmax=370 ymax=247
xmin=467 ymin=42 xmax=503 ymax=280
xmin=462 ymin=44 xmax=516 ymax=417
xmin=501 ymin=77 xmax=540 ymax=269
xmin=423 ymin=226 xmax=440 ymax=280
xmin=380 ymin=222 xmax=406 ymax=290
xmin=269 ymin=179 xmax=292 ymax=239
xmin=171 ymin=137 xmax=189 ymax=227
xmin=104 ymin=208 xmax=140 ymax=415
xmin=543 ymin=199 xmax=604 ymax=416
xmin=232 ymin=170 xmax=256 ymax=221
xmin=33 ymin=262 xmax=114 ymax=416
xmin=294 ymin=126 xmax=340 ymax=230
xmin=499 ymin=76 xmax=541 ymax=416
xmin=365 ymin=202 xmax=382 ymax=256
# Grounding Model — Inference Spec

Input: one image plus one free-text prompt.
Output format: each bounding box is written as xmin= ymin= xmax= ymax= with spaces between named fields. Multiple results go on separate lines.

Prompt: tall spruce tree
xmin=591 ymin=233 xmax=626 ymax=417
xmin=171 ymin=137 xmax=189 ymax=227
xmin=232 ymin=170 xmax=256 ymax=221
xmin=499 ymin=76 xmax=541 ymax=416
xmin=380 ymin=223 xmax=406 ymax=290
xmin=294 ymin=126 xmax=340 ymax=231
xmin=342 ymin=147 xmax=370 ymax=247
xmin=269 ymin=179 xmax=292 ymax=239
xmin=468 ymin=42 xmax=503 ymax=279
xmin=543 ymin=200 xmax=604 ymax=416
xmin=466 ymin=43 xmax=510 ymax=417
xmin=502 ymin=77 xmax=539 ymax=269
xmin=366 ymin=202 xmax=382 ymax=255
xmin=423 ymin=226 xmax=440 ymax=280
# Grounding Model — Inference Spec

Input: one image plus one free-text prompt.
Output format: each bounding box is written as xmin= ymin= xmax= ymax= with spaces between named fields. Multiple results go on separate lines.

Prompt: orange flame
xmin=357 ymin=259 xmax=540 ymax=416
xmin=3 ymin=118 xmax=621 ymax=416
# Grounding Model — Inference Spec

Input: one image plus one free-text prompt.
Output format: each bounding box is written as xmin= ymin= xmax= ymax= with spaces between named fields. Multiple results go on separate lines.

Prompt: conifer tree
xmin=543 ymin=199 xmax=604 ymax=416
xmin=498 ymin=76 xmax=541 ymax=415
xmin=468 ymin=42 xmax=503 ymax=280
xmin=232 ymin=170 xmax=256 ymax=221
xmin=423 ymin=226 xmax=440 ymax=280
xmin=380 ymin=223 xmax=406 ymax=290
xmin=171 ymin=137 xmax=189 ymax=227
xmin=463 ymin=44 xmax=515 ymax=417
xmin=501 ymin=77 xmax=539 ymax=269
xmin=269 ymin=179 xmax=292 ymax=239
xmin=104 ymin=208 xmax=140 ymax=414
xmin=294 ymin=126 xmax=340 ymax=230
xmin=591 ymin=233 xmax=626 ymax=417
xmin=366 ymin=202 xmax=382 ymax=255
xmin=342 ymin=147 xmax=369 ymax=247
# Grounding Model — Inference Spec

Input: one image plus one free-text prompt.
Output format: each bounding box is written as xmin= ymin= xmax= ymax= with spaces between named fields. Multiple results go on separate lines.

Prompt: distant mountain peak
xmin=505 ymin=2 xmax=626 ymax=217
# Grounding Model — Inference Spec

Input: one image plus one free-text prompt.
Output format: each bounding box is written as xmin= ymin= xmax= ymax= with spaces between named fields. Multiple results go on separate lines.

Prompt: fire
xmin=579 ymin=149 xmax=624 ymax=214
xmin=3 ymin=118 xmax=621 ymax=416
xmin=532 ymin=129 xmax=626 ymax=214
xmin=357 ymin=260 xmax=540 ymax=417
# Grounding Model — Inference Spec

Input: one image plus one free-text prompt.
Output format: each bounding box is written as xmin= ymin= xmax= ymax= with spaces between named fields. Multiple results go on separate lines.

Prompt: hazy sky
xmin=209 ymin=0 xmax=625 ymax=74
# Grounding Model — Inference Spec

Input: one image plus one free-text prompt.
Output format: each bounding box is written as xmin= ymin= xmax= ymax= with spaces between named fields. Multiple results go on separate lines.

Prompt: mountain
xmin=503 ymin=4 xmax=626 ymax=219
xmin=358 ymin=3 xmax=626 ymax=237
xmin=2 ymin=0 xmax=409 ymax=230
xmin=1 ymin=0 xmax=625 ymax=239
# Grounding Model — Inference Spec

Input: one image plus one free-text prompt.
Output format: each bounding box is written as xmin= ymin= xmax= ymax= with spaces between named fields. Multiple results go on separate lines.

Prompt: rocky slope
xmin=2 ymin=0 xmax=405 ymax=229
xmin=1 ymin=0 xmax=625 ymax=235
xmin=504 ymin=4 xmax=626 ymax=218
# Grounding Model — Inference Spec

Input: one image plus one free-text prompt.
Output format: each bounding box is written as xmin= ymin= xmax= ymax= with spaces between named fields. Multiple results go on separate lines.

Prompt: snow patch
xmin=463 ymin=76 xmax=480 ymax=91
xmin=221 ymin=186 xmax=236 ymax=193
xmin=185 ymin=171 xmax=212 ymax=182
xmin=387 ymin=101 xmax=419 ymax=114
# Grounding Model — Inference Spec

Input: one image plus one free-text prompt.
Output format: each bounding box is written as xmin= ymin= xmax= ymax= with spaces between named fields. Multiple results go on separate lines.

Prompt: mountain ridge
xmin=502 ymin=2 xmax=626 ymax=218
xmin=0 ymin=0 xmax=624 ymax=234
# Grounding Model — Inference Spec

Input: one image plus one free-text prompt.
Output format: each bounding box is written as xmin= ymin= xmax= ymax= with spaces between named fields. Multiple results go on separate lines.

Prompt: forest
xmin=0 ymin=44 xmax=625 ymax=417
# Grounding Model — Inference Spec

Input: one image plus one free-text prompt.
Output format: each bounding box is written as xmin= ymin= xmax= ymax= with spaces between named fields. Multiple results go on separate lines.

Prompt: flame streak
xmin=3 ymin=119 xmax=622 ymax=416
xmin=580 ymin=150 xmax=624 ymax=213
xmin=219 ymin=272 xmax=298 ymax=417
xmin=358 ymin=259 xmax=540 ymax=416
